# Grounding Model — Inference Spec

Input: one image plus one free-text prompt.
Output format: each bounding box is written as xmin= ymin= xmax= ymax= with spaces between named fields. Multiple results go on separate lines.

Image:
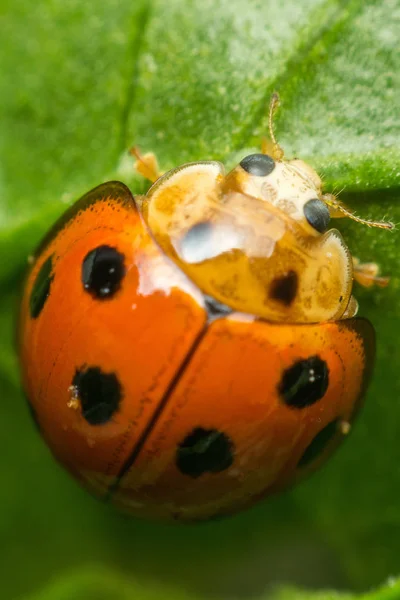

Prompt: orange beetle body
xmin=19 ymin=98 xmax=389 ymax=521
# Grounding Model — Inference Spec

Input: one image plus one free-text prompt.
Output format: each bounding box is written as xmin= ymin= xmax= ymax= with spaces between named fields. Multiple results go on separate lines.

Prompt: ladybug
xmin=18 ymin=94 xmax=392 ymax=521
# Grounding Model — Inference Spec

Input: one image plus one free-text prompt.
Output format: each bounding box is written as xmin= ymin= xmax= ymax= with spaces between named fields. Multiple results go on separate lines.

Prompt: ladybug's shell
xmin=19 ymin=182 xmax=374 ymax=521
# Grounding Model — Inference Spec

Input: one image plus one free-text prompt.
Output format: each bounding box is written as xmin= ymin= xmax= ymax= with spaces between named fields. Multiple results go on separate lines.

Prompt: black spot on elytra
xmin=304 ymin=198 xmax=330 ymax=233
xmin=176 ymin=427 xmax=234 ymax=478
xmin=297 ymin=419 xmax=339 ymax=468
xmin=72 ymin=366 xmax=122 ymax=425
xmin=269 ymin=270 xmax=298 ymax=306
xmin=279 ymin=355 xmax=329 ymax=408
xmin=240 ymin=153 xmax=275 ymax=177
xmin=29 ymin=255 xmax=54 ymax=318
xmin=82 ymin=245 xmax=125 ymax=299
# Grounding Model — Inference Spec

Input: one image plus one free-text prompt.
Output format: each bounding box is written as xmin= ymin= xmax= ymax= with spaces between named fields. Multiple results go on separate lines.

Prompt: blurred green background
xmin=1 ymin=1 xmax=400 ymax=599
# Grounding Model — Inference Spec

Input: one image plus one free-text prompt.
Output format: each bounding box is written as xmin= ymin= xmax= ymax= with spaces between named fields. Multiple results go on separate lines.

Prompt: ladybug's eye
xmin=303 ymin=198 xmax=330 ymax=233
xmin=239 ymin=153 xmax=275 ymax=177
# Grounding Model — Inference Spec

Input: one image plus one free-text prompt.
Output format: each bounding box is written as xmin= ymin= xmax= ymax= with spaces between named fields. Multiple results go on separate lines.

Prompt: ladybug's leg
xmin=130 ymin=147 xmax=162 ymax=183
xmin=353 ymin=257 xmax=390 ymax=288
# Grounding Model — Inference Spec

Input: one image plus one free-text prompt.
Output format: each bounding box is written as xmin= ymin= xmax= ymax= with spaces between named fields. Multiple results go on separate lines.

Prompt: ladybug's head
xmin=142 ymin=152 xmax=354 ymax=324
xmin=221 ymin=92 xmax=332 ymax=237
xmin=227 ymin=152 xmax=331 ymax=237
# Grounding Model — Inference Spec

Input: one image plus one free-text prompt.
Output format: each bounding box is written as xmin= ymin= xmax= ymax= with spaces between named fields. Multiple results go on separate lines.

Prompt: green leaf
xmin=1 ymin=1 xmax=400 ymax=599
xmin=273 ymin=579 xmax=400 ymax=600
xmin=23 ymin=567 xmax=199 ymax=600
xmin=21 ymin=569 xmax=400 ymax=600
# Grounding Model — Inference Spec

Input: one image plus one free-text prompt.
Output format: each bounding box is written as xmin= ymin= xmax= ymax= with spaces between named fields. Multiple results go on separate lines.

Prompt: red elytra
xmin=18 ymin=180 xmax=375 ymax=522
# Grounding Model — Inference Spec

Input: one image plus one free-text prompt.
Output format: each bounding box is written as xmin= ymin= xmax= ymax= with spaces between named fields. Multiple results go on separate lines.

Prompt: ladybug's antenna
xmin=323 ymin=194 xmax=394 ymax=230
xmin=262 ymin=92 xmax=285 ymax=161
